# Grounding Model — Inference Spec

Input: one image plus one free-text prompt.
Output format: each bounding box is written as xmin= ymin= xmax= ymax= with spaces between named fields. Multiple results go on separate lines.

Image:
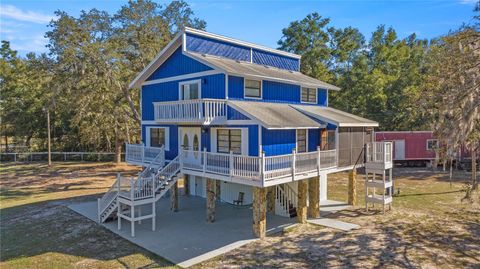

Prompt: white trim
xmin=179 ymin=79 xmax=202 ymax=100
xmin=142 ymin=70 xmax=223 ymax=86
xmin=243 ymin=77 xmax=263 ymax=99
xmin=258 ymin=125 xmax=262 ymax=156
xmin=145 ymin=126 xmax=170 ymax=151
xmin=211 ymin=127 xmax=248 ymax=155
xmin=225 ymin=74 xmax=229 ymax=99
xmin=141 ymin=120 xmax=157 ymax=125
xmin=326 ymin=89 xmax=329 ymax=106
xmin=295 ymin=109 xmax=379 ymax=127
xmin=376 ymin=131 xmax=433 ymax=134
xmin=300 ymin=87 xmax=317 ymax=104
xmin=225 ymin=120 xmax=256 ymax=125
xmin=129 ymin=32 xmax=183 ymax=89
xmin=184 ymin=27 xmax=301 ymax=59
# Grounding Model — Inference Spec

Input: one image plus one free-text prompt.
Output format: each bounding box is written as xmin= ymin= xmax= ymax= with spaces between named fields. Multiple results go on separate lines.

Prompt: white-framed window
xmin=426 ymin=139 xmax=438 ymax=151
xmin=244 ymin=78 xmax=262 ymax=99
xmin=217 ymin=129 xmax=242 ymax=154
xmin=301 ymin=87 xmax=317 ymax=103
xmin=146 ymin=127 xmax=170 ymax=150
xmin=296 ymin=129 xmax=307 ymax=153
xmin=179 ymin=79 xmax=201 ymax=100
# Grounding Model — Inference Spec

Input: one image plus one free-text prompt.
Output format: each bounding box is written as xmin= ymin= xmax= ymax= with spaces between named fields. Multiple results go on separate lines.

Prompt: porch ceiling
xmin=228 ymin=101 xmax=324 ymax=129
xmin=292 ymin=105 xmax=379 ymax=127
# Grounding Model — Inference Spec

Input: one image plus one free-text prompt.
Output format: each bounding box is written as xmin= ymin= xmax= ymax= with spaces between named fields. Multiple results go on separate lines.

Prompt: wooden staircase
xmin=97 ymin=153 xmax=182 ymax=235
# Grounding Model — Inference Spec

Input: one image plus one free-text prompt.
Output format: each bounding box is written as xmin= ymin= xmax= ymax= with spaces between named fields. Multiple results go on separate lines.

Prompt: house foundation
xmin=252 ymin=186 xmax=266 ymax=238
xmin=297 ymin=180 xmax=308 ymax=224
xmin=308 ymin=177 xmax=320 ymax=218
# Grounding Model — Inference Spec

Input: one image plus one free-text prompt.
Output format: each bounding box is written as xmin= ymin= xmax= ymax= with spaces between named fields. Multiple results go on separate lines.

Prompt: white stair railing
xmin=275 ymin=184 xmax=298 ymax=217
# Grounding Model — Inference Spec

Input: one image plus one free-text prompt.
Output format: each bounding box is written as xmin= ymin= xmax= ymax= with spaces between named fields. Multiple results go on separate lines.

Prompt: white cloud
xmin=0 ymin=4 xmax=54 ymax=24
xmin=458 ymin=0 xmax=477 ymax=4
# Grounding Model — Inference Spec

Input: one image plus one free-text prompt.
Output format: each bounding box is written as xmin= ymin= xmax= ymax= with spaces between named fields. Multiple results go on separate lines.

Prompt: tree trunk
xmin=472 ymin=149 xmax=478 ymax=191
xmin=114 ymin=125 xmax=122 ymax=164
xmin=449 ymin=157 xmax=453 ymax=188
xmin=47 ymin=109 xmax=52 ymax=166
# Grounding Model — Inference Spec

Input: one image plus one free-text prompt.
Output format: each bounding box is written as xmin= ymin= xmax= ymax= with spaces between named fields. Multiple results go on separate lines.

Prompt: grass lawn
xmin=1 ymin=162 xmax=479 ymax=268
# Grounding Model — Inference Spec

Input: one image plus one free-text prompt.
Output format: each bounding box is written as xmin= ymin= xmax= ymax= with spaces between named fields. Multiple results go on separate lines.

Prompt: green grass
xmin=1 ymin=163 xmax=479 ymax=268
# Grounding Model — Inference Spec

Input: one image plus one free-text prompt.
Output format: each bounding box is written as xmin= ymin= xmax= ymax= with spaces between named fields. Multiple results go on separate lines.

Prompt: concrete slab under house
xmin=86 ymin=27 xmax=395 ymax=267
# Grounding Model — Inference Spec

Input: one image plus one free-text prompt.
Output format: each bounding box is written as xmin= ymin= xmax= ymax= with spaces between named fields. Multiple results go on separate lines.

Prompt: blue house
xmin=98 ymin=27 xmax=393 ymax=238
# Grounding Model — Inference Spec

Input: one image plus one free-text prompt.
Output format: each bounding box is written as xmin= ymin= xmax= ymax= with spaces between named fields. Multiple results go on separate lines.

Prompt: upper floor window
xmin=296 ymin=129 xmax=307 ymax=153
xmin=180 ymin=80 xmax=201 ymax=100
xmin=244 ymin=79 xmax=262 ymax=98
xmin=217 ymin=129 xmax=242 ymax=154
xmin=426 ymin=139 xmax=438 ymax=151
xmin=301 ymin=87 xmax=317 ymax=103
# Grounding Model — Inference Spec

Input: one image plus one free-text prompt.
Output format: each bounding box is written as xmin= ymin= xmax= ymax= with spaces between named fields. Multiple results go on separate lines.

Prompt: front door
xmin=179 ymin=127 xmax=202 ymax=168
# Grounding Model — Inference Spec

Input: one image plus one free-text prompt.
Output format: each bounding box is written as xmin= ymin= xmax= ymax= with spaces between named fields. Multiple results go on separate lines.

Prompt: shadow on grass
xmin=0 ymin=194 xmax=174 ymax=268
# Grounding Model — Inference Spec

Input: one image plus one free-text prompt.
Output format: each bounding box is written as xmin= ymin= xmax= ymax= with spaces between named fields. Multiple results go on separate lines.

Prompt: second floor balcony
xmin=153 ymin=99 xmax=227 ymax=125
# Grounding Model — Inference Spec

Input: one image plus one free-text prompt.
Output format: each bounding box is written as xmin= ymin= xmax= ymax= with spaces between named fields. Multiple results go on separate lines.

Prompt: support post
xmin=348 ymin=168 xmax=357 ymax=206
xmin=152 ymin=201 xmax=156 ymax=231
xmin=252 ymin=186 xmax=266 ymax=239
xmin=266 ymin=186 xmax=275 ymax=213
xmin=229 ymin=150 xmax=233 ymax=179
xmin=297 ymin=179 xmax=308 ymax=223
xmin=206 ymin=178 xmax=215 ymax=223
xmin=308 ymin=177 xmax=320 ymax=218
xmin=131 ymin=204 xmax=135 ymax=237
xmin=317 ymin=146 xmax=321 ymax=173
xmin=170 ymin=181 xmax=178 ymax=212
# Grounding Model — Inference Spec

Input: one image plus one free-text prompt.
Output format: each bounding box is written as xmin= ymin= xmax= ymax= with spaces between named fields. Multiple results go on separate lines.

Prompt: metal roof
xmin=291 ymin=105 xmax=379 ymax=127
xmin=228 ymin=101 xmax=324 ymax=129
xmin=186 ymin=52 xmax=340 ymax=91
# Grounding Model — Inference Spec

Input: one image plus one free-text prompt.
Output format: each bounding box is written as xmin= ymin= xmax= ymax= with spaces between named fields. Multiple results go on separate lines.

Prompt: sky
xmin=0 ymin=0 xmax=478 ymax=56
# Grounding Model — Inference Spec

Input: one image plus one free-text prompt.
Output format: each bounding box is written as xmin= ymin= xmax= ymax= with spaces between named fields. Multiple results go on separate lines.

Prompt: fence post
xmin=117 ymin=173 xmax=121 ymax=193
xmin=97 ymin=198 xmax=101 ymax=222
xmin=292 ymin=149 xmax=296 ymax=181
xmin=317 ymin=146 xmax=321 ymax=173
xmin=141 ymin=145 xmax=145 ymax=165
xmin=229 ymin=150 xmax=233 ymax=179
xmin=14 ymin=153 xmax=16 ymax=162
xmin=64 ymin=152 xmax=67 ymax=161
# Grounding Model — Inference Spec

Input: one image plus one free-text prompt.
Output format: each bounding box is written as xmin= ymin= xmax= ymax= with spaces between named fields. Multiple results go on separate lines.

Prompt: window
xmin=320 ymin=129 xmax=336 ymax=150
xmin=180 ymin=80 xmax=200 ymax=100
xmin=217 ymin=129 xmax=242 ymax=154
xmin=244 ymin=79 xmax=262 ymax=98
xmin=426 ymin=139 xmax=438 ymax=150
xmin=301 ymin=87 xmax=317 ymax=103
xmin=296 ymin=129 xmax=307 ymax=153
xmin=150 ymin=128 xmax=165 ymax=148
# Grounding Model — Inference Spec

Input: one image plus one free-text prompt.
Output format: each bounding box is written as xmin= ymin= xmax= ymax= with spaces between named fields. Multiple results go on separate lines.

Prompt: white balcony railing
xmin=125 ymin=144 xmax=164 ymax=166
xmin=365 ymin=142 xmax=393 ymax=164
xmin=180 ymin=148 xmax=338 ymax=185
xmin=153 ymin=99 xmax=227 ymax=124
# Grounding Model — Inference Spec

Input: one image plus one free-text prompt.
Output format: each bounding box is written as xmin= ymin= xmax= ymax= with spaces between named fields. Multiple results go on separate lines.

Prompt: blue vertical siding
xmin=308 ymin=129 xmax=320 ymax=152
xmin=147 ymin=47 xmax=212 ymax=81
xmin=227 ymin=107 xmax=250 ymax=120
xmin=248 ymin=125 xmax=259 ymax=156
xmin=141 ymin=124 xmax=178 ymax=160
xmin=261 ymin=128 xmax=296 ymax=156
xmin=201 ymin=129 xmax=211 ymax=152
xmin=228 ymin=76 xmax=244 ymax=99
xmin=141 ymin=74 xmax=225 ymax=120
xmin=252 ymin=49 xmax=299 ymax=71
xmin=186 ymin=33 xmax=251 ymax=62
xmin=263 ymin=80 xmax=300 ymax=103
xmin=318 ymin=89 xmax=328 ymax=106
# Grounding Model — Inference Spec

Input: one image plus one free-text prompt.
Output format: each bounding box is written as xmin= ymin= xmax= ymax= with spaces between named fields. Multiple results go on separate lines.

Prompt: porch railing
xmin=365 ymin=142 xmax=393 ymax=164
xmin=125 ymin=144 xmax=164 ymax=165
xmin=180 ymin=148 xmax=338 ymax=184
xmin=153 ymin=99 xmax=227 ymax=124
